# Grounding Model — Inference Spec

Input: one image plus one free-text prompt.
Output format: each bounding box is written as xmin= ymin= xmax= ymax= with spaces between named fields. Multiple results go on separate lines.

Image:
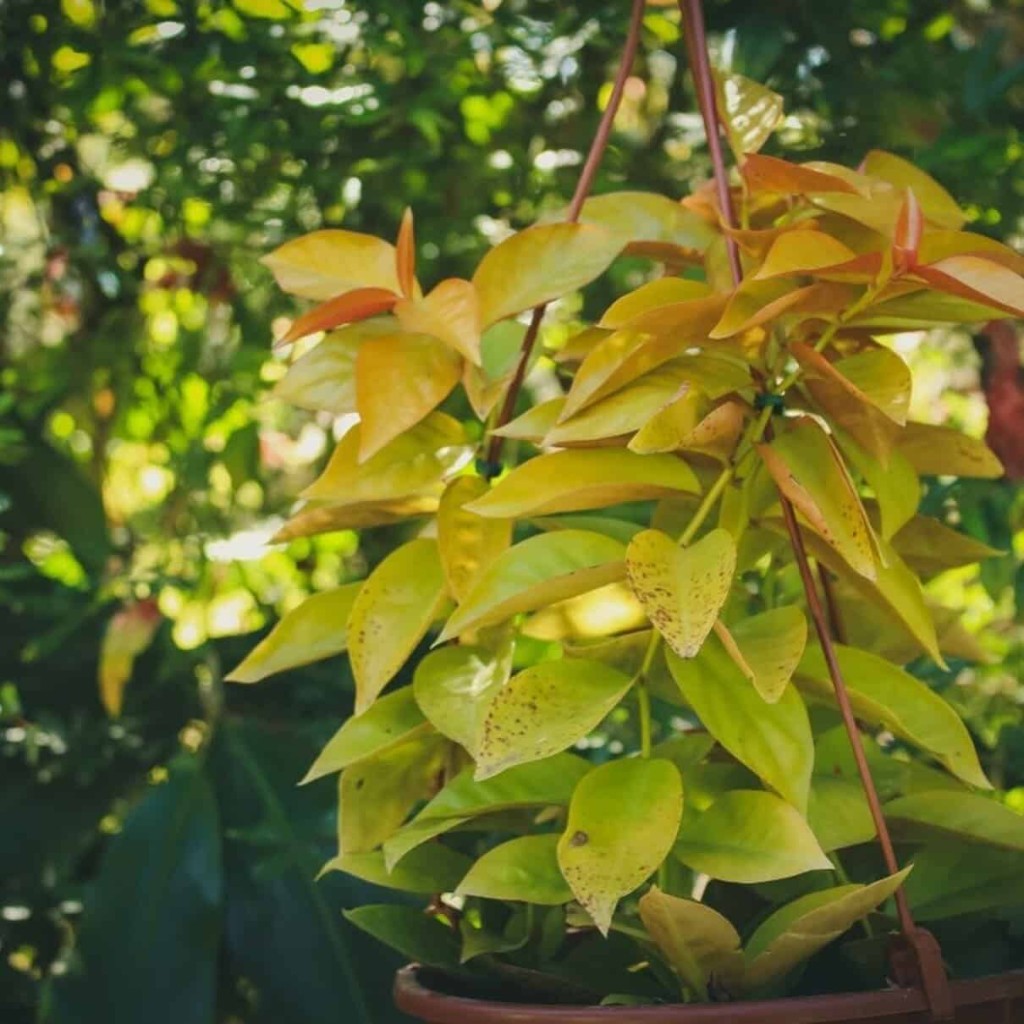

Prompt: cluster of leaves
xmin=3 ymin=1 xmax=1024 ymax=1020
xmin=238 ymin=77 xmax=1024 ymax=1005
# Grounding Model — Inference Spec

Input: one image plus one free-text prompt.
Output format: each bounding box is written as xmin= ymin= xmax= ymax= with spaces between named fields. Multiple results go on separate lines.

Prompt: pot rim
xmin=394 ymin=964 xmax=1024 ymax=1024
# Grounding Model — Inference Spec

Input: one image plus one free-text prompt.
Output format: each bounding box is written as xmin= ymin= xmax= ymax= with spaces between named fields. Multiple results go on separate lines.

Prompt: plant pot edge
xmin=394 ymin=963 xmax=1024 ymax=1024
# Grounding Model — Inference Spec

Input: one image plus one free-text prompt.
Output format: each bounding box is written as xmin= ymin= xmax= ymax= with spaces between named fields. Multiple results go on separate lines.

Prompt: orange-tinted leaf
xmin=395 ymin=278 xmax=482 ymax=364
xmin=758 ymin=417 xmax=877 ymax=579
xmin=599 ymin=278 xmax=711 ymax=328
xmin=752 ymin=231 xmax=859 ymax=281
xmin=396 ymin=207 xmax=416 ymax=298
xmin=472 ymin=223 xmax=622 ymax=328
xmin=277 ymin=287 xmax=398 ymax=347
xmin=742 ymin=154 xmax=860 ymax=197
xmin=893 ymin=189 xmax=923 ymax=272
xmin=918 ymin=231 xmax=1024 ymax=275
xmin=914 ymin=256 xmax=1024 ymax=318
xmin=860 ymin=150 xmax=966 ymax=230
xmin=99 ymin=600 xmax=161 ymax=717
xmin=262 ymin=229 xmax=401 ymax=300
xmin=355 ymin=332 xmax=463 ymax=460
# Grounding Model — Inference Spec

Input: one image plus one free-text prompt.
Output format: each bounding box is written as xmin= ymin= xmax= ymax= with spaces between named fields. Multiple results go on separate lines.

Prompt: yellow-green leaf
xmin=710 ymin=280 xmax=854 ymax=339
xmin=715 ymin=71 xmax=784 ymax=159
xmin=437 ymin=477 xmax=513 ymax=601
xmin=412 ymin=642 xmax=512 ymax=755
xmin=599 ymin=278 xmax=711 ymax=328
xmin=630 ymin=398 xmax=747 ymax=462
xmin=558 ymin=759 xmax=683 ymax=934
xmin=835 ymin=428 xmax=919 ymax=540
xmin=271 ymin=496 xmax=438 ymax=543
xmin=355 ymin=332 xmax=462 ymax=460
xmin=466 ymin=450 xmax=700 ymax=519
xmin=320 ymin=844 xmax=471 ymax=893
xmin=885 ymin=791 xmax=1024 ymax=852
xmin=577 ymin=192 xmax=716 ymax=251
xmin=437 ymin=530 xmax=627 ymax=642
xmin=475 ymin=659 xmax=633 ymax=779
xmin=861 ymin=150 xmax=965 ymax=228
xmin=752 ymin=231 xmax=859 ymax=280
xmin=807 ymin=776 xmax=876 ymax=852
xmin=302 ymin=414 xmax=468 ymax=506
xmin=718 ymin=606 xmax=807 ymax=703
xmin=348 ymin=539 xmax=447 ymax=713
xmin=891 ymin=516 xmax=1002 ymax=577
xmin=338 ymin=733 xmax=447 ymax=853
xmin=262 ymin=229 xmax=401 ymax=300
xmin=457 ymin=834 xmax=572 ymax=905
xmin=302 ymin=688 xmax=428 ymax=784
xmin=384 ymin=753 xmax=590 ymax=867
xmin=667 ymin=635 xmax=814 ymax=811
xmin=227 ymin=583 xmax=362 ymax=684
xmin=758 ymin=416 xmax=877 ymax=579
xmin=472 ymin=222 xmax=622 ymax=328
xmin=742 ymin=869 xmax=913 ymax=991
xmin=626 ymin=528 xmax=736 ymax=659
xmin=675 ymin=790 xmax=830 ymax=883
xmin=894 ymin=421 xmax=1004 ymax=479
xmin=274 ymin=323 xmax=383 ymax=415
xmin=795 ymin=644 xmax=990 ymax=789
xmin=638 ymin=888 xmax=742 ymax=1001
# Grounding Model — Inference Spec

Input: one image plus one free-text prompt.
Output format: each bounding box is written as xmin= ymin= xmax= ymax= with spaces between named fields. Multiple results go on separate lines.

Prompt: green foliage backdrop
xmin=1 ymin=1 xmax=1023 ymax=1021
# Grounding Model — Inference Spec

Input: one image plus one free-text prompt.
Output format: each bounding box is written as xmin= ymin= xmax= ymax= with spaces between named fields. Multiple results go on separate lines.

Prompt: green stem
xmin=677 ymin=464 xmax=734 ymax=546
xmin=637 ymin=681 xmax=653 ymax=758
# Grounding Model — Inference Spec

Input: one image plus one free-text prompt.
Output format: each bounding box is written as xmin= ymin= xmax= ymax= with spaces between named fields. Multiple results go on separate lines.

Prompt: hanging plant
xmin=231 ymin=1 xmax=1024 ymax=1019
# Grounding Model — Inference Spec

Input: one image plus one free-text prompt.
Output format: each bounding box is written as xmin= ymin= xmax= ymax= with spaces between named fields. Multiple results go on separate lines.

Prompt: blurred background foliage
xmin=1 ymin=0 xmax=1023 ymax=1021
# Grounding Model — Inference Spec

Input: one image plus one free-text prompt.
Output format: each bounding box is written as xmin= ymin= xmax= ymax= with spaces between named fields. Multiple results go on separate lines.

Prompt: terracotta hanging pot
xmin=395 ymin=965 xmax=1024 ymax=1024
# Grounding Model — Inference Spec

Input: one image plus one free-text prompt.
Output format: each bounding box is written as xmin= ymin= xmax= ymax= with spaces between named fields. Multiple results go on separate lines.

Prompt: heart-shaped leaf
xmin=626 ymin=528 xmax=736 ymax=659
xmin=321 ymin=844 xmax=471 ymax=894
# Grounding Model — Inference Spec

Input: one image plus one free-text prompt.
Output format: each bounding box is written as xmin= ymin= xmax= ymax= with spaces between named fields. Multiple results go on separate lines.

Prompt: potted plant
xmin=228 ymin=1 xmax=1024 ymax=1020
